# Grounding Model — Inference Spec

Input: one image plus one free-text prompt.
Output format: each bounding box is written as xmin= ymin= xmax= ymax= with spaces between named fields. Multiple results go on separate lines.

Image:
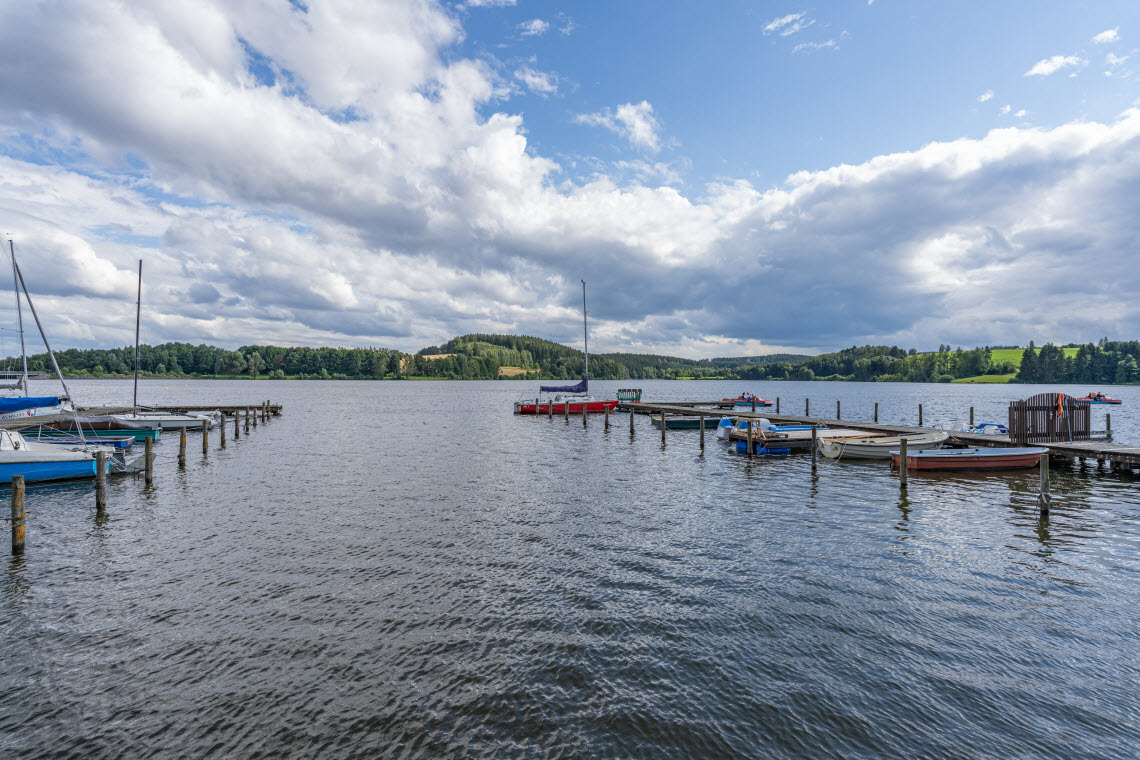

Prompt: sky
xmin=0 ymin=1 xmax=1138 ymax=359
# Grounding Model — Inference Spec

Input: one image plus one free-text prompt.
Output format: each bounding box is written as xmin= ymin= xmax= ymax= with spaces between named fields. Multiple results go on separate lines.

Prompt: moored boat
xmin=0 ymin=430 xmax=112 ymax=484
xmin=818 ymin=431 xmax=949 ymax=460
xmin=1086 ymin=392 xmax=1122 ymax=404
xmin=891 ymin=447 xmax=1047 ymax=471
xmin=20 ymin=415 xmax=160 ymax=442
xmin=723 ymin=392 xmax=773 ymax=409
xmin=650 ymin=416 xmax=716 ymax=430
xmin=111 ymin=411 xmax=218 ymax=430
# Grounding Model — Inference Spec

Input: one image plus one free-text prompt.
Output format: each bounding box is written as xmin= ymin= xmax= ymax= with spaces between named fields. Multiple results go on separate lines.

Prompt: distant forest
xmin=7 ymin=335 xmax=1138 ymax=384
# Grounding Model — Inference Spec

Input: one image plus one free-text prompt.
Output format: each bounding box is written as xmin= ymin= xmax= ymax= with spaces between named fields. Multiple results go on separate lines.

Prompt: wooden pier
xmin=618 ymin=401 xmax=1139 ymax=470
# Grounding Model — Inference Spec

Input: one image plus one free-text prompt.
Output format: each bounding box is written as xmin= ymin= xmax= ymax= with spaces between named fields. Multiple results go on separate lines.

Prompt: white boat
xmin=817 ymin=431 xmax=949 ymax=460
xmin=0 ymin=430 xmax=110 ymax=484
xmin=112 ymin=411 xmax=219 ymax=430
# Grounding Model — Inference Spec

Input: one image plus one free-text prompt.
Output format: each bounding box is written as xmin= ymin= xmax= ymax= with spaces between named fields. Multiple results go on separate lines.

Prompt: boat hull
xmin=112 ymin=414 xmax=213 ymax=430
xmin=25 ymin=428 xmax=157 ymax=442
xmin=819 ymin=432 xmax=949 ymax=460
xmin=515 ymin=400 xmax=620 ymax=415
xmin=1088 ymin=399 xmax=1121 ymax=404
xmin=0 ymin=457 xmax=109 ymax=484
xmin=891 ymin=447 xmax=1046 ymax=471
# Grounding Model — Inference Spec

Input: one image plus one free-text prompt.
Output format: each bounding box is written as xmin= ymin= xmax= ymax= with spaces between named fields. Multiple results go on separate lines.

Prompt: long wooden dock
xmin=618 ymin=401 xmax=1139 ymax=470
xmin=0 ymin=403 xmax=283 ymax=430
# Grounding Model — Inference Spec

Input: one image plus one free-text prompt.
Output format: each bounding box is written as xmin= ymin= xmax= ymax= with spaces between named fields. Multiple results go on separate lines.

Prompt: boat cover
xmin=0 ymin=396 xmax=64 ymax=414
xmin=540 ymin=377 xmax=588 ymax=393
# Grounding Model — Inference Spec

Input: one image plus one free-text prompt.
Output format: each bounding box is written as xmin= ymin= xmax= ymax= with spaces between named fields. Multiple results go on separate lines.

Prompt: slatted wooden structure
xmin=1008 ymin=393 xmax=1090 ymax=445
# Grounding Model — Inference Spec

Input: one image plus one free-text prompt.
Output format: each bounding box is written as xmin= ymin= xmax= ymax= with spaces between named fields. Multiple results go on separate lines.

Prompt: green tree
xmin=247 ymin=352 xmax=266 ymax=378
xmin=1017 ymin=345 xmax=1039 ymax=382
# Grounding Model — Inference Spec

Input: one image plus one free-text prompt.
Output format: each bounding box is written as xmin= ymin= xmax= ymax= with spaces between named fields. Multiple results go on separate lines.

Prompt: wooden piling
xmin=547 ymin=400 xmax=552 ymax=419
xmin=1038 ymin=453 xmax=1050 ymax=515
xmin=252 ymin=404 xmax=257 ymax=428
xmin=178 ymin=428 xmax=187 ymax=467
xmin=202 ymin=420 xmax=209 ymax=455
xmin=661 ymin=413 xmax=666 ymax=444
xmin=144 ymin=437 xmax=154 ymax=485
xmin=805 ymin=398 xmax=810 ymax=416
xmin=746 ymin=419 xmax=753 ymax=457
xmin=874 ymin=402 xmax=878 ymax=423
xmin=604 ymin=405 xmax=610 ymax=430
xmin=564 ymin=401 xmax=569 ymax=422
xmin=899 ymin=437 xmax=908 ymax=490
xmin=95 ymin=451 xmax=107 ymax=512
xmin=221 ymin=414 xmax=226 ymax=448
xmin=1106 ymin=413 xmax=1112 ymax=440
xmin=630 ymin=407 xmax=635 ymax=435
xmin=234 ymin=410 xmax=240 ymax=439
xmin=244 ymin=408 xmax=250 ymax=433
xmin=811 ymin=426 xmax=817 ymax=472
xmin=918 ymin=403 xmax=923 ymax=427
xmin=751 ymin=399 xmax=756 ymax=414
xmin=836 ymin=400 xmax=841 ymax=420
xmin=699 ymin=415 xmax=705 ymax=449
xmin=11 ymin=475 xmax=24 ymax=554
xmin=776 ymin=397 xmax=780 ymax=414
xmin=969 ymin=406 xmax=974 ymax=428
xmin=583 ymin=407 xmax=587 ymax=428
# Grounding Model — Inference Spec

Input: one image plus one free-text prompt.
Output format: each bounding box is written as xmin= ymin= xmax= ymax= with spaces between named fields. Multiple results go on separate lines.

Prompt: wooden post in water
xmin=144 ymin=437 xmax=154 ymax=485
xmin=220 ymin=414 xmax=226 ymax=448
xmin=604 ymin=405 xmax=610 ymax=430
xmin=547 ymin=400 xmax=552 ymax=419
xmin=95 ymin=452 xmax=107 ymax=513
xmin=630 ymin=407 xmax=635 ymax=435
xmin=1106 ymin=413 xmax=1112 ymax=441
xmin=899 ymin=437 xmax=908 ymax=491
xmin=836 ymin=400 xmax=841 ymax=420
xmin=918 ymin=404 xmax=923 ymax=427
xmin=234 ymin=410 xmax=240 ymax=439
xmin=874 ymin=402 xmax=878 ymax=423
xmin=202 ymin=420 xmax=209 ymax=455
xmin=751 ymin=399 xmax=756 ymax=414
xmin=1037 ymin=453 xmax=1050 ymax=515
xmin=178 ymin=428 xmax=187 ymax=467
xmin=969 ymin=406 xmax=974 ymax=428
xmin=252 ymin=404 xmax=258 ymax=428
xmin=660 ymin=413 xmax=666 ymax=444
xmin=699 ymin=415 xmax=705 ymax=449
xmin=811 ymin=426 xmax=817 ymax=472
xmin=746 ymin=419 xmax=753 ymax=457
xmin=805 ymin=398 xmax=810 ymax=416
xmin=583 ymin=406 xmax=587 ymax=428
xmin=564 ymin=401 xmax=569 ymax=422
xmin=776 ymin=397 xmax=780 ymax=414
xmin=11 ymin=475 xmax=25 ymax=554
xmin=244 ymin=408 xmax=250 ymax=433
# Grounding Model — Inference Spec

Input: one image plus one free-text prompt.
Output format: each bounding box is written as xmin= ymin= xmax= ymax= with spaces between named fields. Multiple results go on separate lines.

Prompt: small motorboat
xmin=0 ymin=429 xmax=112 ymax=484
xmin=723 ymin=392 xmax=773 ymax=409
xmin=112 ymin=410 xmax=219 ymax=430
xmin=965 ymin=422 xmax=1008 ymax=435
xmin=20 ymin=415 xmax=160 ymax=442
xmin=891 ymin=446 xmax=1047 ymax=471
xmin=818 ymin=431 xmax=949 ymax=460
xmin=716 ymin=417 xmax=815 ymax=441
xmin=1085 ymin=392 xmax=1122 ymax=405
xmin=514 ymin=394 xmax=619 ymax=415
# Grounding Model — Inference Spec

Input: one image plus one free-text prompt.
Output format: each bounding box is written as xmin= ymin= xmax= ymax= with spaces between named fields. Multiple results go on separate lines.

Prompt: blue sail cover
xmin=540 ymin=377 xmax=588 ymax=394
xmin=0 ymin=396 xmax=63 ymax=414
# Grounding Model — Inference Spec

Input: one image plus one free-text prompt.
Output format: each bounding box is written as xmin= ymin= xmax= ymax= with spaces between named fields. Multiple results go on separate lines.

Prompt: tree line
xmin=1015 ymin=340 xmax=1139 ymax=384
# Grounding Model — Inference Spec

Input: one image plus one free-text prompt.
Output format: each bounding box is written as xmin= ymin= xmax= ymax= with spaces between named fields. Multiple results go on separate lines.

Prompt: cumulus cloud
xmin=1093 ymin=27 xmax=1119 ymax=44
xmin=1025 ymin=54 xmax=1088 ymax=76
xmin=575 ymin=101 xmax=663 ymax=152
xmin=978 ymin=90 xmax=994 ymax=102
xmin=764 ymin=12 xmax=815 ymax=37
xmin=1 ymin=1 xmax=1140 ymax=357
xmin=514 ymin=66 xmax=558 ymax=95
xmin=517 ymin=19 xmax=548 ymax=37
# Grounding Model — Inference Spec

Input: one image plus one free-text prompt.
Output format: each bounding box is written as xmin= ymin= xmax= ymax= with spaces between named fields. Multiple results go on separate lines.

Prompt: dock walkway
xmin=618 ymin=401 xmax=1139 ymax=470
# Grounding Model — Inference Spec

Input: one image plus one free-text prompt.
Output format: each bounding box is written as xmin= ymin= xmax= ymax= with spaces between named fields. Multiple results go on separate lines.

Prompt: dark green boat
xmin=650 ymin=416 xmax=717 ymax=430
xmin=19 ymin=415 xmax=161 ymax=442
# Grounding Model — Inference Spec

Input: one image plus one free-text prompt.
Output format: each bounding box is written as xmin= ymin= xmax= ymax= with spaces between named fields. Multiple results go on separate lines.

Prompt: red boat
xmin=1086 ymin=392 xmax=1122 ymax=404
xmin=723 ymin=392 xmax=773 ymax=407
xmin=891 ymin=447 xmax=1047 ymax=471
xmin=514 ymin=398 xmax=620 ymax=415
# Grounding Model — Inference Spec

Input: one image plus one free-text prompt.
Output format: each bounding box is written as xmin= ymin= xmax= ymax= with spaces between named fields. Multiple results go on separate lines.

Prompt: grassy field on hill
xmin=987 ymin=347 xmax=1080 ymax=367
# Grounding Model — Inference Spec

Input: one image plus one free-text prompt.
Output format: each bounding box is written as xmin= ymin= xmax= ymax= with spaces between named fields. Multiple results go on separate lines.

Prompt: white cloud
xmin=2 ymin=1 xmax=1140 ymax=356
xmin=1093 ymin=27 xmax=1119 ymax=44
xmin=1015 ymin=109 xmax=1027 ymax=118
xmin=1025 ymin=54 xmax=1088 ymax=77
xmin=764 ymin=12 xmax=815 ymax=37
xmin=517 ymin=19 xmax=549 ymax=37
xmin=462 ymin=0 xmax=516 ymax=7
xmin=978 ymin=90 xmax=994 ymax=102
xmin=514 ymin=66 xmax=558 ymax=95
xmin=575 ymin=101 xmax=663 ymax=152
xmin=793 ymin=39 xmax=838 ymax=54
xmin=1000 ymin=105 xmax=1011 ymax=115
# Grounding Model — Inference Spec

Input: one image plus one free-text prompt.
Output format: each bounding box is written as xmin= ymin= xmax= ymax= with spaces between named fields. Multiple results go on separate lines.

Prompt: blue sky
xmin=0 ymin=1 xmax=1138 ymax=358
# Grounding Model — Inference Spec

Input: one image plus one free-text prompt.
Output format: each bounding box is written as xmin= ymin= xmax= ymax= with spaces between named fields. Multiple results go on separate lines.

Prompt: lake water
xmin=2 ymin=378 xmax=1138 ymax=759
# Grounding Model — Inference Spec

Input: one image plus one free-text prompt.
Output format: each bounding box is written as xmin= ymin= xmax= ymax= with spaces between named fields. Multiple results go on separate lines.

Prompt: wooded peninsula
xmin=14 ymin=335 xmax=1140 ymax=384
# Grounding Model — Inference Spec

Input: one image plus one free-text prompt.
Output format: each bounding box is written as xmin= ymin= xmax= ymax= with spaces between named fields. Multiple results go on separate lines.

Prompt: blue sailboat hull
xmin=0 ymin=459 xmax=105 ymax=484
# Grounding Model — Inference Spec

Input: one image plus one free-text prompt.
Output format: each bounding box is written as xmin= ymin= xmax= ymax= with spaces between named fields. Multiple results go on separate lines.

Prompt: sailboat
xmin=111 ymin=261 xmax=216 ymax=430
xmin=514 ymin=280 xmax=619 ymax=415
xmin=0 ymin=241 xmax=74 ymax=421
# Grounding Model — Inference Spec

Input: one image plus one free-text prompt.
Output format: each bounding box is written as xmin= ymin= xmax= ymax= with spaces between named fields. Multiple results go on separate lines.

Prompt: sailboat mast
xmin=12 ymin=255 xmax=73 ymax=402
xmin=9 ymin=240 xmax=27 ymax=394
xmin=581 ymin=279 xmax=589 ymax=379
xmin=133 ymin=260 xmax=141 ymax=415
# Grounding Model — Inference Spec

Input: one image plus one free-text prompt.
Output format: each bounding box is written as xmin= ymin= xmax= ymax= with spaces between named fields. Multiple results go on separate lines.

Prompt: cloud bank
xmin=0 ymin=1 xmax=1138 ymax=358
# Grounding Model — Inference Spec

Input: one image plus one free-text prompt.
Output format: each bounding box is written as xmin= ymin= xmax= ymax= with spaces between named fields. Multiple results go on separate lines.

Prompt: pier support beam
xmin=178 ymin=428 xmax=187 ymax=467
xmin=969 ymin=406 xmax=974 ymax=428
xmin=899 ymin=438 xmax=908 ymax=491
xmin=604 ymin=406 xmax=610 ymax=431
xmin=746 ymin=419 xmax=753 ymax=457
xmin=811 ymin=426 xmax=817 ymax=472
xmin=95 ymin=452 xmax=107 ymax=513
xmin=700 ymin=416 xmax=705 ymax=450
xmin=776 ymin=397 xmax=780 ymax=414
xmin=1038 ymin=454 xmax=1051 ymax=515
xmin=244 ymin=408 xmax=250 ymax=433
xmin=874 ymin=402 xmax=878 ymax=423
xmin=1106 ymin=413 xmax=1112 ymax=441
xmin=144 ymin=437 xmax=154 ymax=485
xmin=202 ymin=421 xmax=209 ymax=456
xmin=661 ymin=413 xmax=666 ymax=444
xmin=805 ymin=398 xmax=809 ymax=416
xmin=630 ymin=407 xmax=635 ymax=435
xmin=11 ymin=475 xmax=24 ymax=555
xmin=918 ymin=404 xmax=923 ymax=427
xmin=221 ymin=415 xmax=226 ymax=448
xmin=252 ymin=405 xmax=257 ymax=428
xmin=547 ymin=401 xmax=552 ymax=419
xmin=836 ymin=400 xmax=841 ymax=420
xmin=234 ymin=411 xmax=240 ymax=439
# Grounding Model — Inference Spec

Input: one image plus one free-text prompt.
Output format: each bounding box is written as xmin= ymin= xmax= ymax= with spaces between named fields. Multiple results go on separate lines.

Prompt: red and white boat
xmin=891 ymin=447 xmax=1047 ymax=471
xmin=723 ymin=392 xmax=773 ymax=408
xmin=514 ymin=280 xmax=620 ymax=415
